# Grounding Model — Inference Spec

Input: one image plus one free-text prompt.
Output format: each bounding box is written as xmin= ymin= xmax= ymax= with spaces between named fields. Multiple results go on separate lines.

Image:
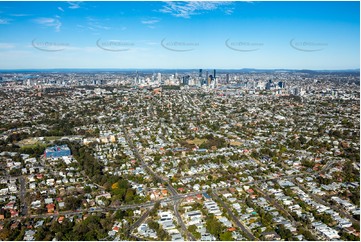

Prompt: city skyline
xmin=0 ymin=1 xmax=359 ymax=70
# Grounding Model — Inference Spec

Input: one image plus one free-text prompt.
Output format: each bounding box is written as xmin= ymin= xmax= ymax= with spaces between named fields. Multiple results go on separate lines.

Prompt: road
xmin=19 ymin=176 xmax=28 ymax=216
xmin=7 ymin=139 xmax=352 ymax=241
xmin=7 ymin=168 xmax=320 ymax=221
xmin=293 ymin=179 xmax=359 ymax=226
xmin=122 ymin=125 xmax=177 ymax=196
xmin=129 ymin=208 xmax=152 ymax=232
xmin=174 ymin=200 xmax=196 ymax=241
xmin=318 ymin=160 xmax=337 ymax=174
xmin=123 ymin=123 xmax=194 ymax=240
xmin=253 ymin=185 xmax=297 ymax=225
xmin=211 ymin=191 xmax=256 ymax=241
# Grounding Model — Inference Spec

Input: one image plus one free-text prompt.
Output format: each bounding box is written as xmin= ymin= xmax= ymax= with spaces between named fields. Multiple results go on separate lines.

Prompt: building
xmin=278 ymin=81 xmax=285 ymax=89
xmin=202 ymin=193 xmax=211 ymax=200
xmin=182 ymin=75 xmax=190 ymax=85
xmin=205 ymin=71 xmax=209 ymax=85
xmin=265 ymin=80 xmax=273 ymax=90
xmin=44 ymin=145 xmax=71 ymax=158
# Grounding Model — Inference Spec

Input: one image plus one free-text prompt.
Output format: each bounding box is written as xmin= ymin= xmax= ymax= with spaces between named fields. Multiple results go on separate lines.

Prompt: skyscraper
xmin=134 ymin=71 xmax=139 ymax=84
xmin=157 ymin=73 xmax=162 ymax=85
xmin=266 ymin=80 xmax=273 ymax=90
xmin=205 ymin=71 xmax=209 ymax=85
xmin=182 ymin=75 xmax=190 ymax=85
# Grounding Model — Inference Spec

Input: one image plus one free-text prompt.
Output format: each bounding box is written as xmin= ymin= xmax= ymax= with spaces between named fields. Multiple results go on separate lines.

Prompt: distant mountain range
xmin=0 ymin=68 xmax=359 ymax=74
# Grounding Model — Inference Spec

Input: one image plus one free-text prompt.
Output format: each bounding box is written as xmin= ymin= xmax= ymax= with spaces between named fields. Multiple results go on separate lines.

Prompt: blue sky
xmin=0 ymin=1 xmax=359 ymax=69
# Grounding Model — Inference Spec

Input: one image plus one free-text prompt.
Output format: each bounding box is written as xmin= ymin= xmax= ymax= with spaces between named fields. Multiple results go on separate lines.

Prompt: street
xmin=211 ymin=191 xmax=256 ymax=241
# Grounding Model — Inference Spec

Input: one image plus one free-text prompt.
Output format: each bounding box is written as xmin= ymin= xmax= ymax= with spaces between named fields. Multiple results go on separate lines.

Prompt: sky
xmin=0 ymin=1 xmax=359 ymax=70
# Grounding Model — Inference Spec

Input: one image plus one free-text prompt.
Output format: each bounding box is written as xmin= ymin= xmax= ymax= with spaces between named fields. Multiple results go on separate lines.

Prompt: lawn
xmin=186 ymin=138 xmax=207 ymax=146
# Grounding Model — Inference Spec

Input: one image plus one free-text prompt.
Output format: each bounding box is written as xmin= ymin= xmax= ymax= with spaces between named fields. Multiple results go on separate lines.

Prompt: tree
xmin=284 ymin=188 xmax=295 ymax=197
xmin=84 ymin=186 xmax=92 ymax=193
xmin=148 ymin=220 xmax=159 ymax=231
xmin=276 ymin=225 xmax=293 ymax=240
xmin=158 ymin=228 xmax=169 ymax=240
xmin=114 ymin=210 xmax=126 ymax=220
xmin=340 ymin=231 xmax=359 ymax=241
xmin=125 ymin=189 xmax=135 ymax=203
xmin=65 ymin=196 xmax=82 ymax=211
xmin=300 ymin=228 xmax=317 ymax=241
xmin=342 ymin=160 xmax=358 ymax=182
xmin=0 ymin=228 xmax=10 ymax=240
xmin=206 ymin=215 xmax=222 ymax=239
xmin=299 ymin=135 xmax=307 ymax=145
xmin=349 ymin=188 xmax=360 ymax=207
xmin=301 ymin=159 xmax=314 ymax=168
xmin=220 ymin=231 xmax=233 ymax=241
xmin=188 ymin=225 xmax=197 ymax=233
xmin=150 ymin=201 xmax=160 ymax=216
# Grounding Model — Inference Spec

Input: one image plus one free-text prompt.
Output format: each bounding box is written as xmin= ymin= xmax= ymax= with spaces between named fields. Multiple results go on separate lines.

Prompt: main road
xmin=122 ymin=124 xmax=178 ymax=196
xmin=122 ymin=122 xmax=191 ymax=240
xmin=19 ymin=176 xmax=28 ymax=216
xmin=211 ymin=191 xmax=256 ymax=241
xmin=174 ymin=200 xmax=196 ymax=241
xmin=293 ymin=178 xmax=359 ymax=226
xmin=8 ymin=136 xmax=344 ymax=240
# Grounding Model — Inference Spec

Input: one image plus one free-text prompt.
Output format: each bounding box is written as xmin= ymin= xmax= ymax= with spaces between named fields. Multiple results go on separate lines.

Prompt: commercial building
xmin=44 ymin=145 xmax=71 ymax=158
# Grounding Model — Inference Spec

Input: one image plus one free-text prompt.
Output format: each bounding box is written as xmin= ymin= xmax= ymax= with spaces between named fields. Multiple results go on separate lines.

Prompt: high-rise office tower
xmin=182 ymin=75 xmax=190 ymax=85
xmin=205 ymin=71 xmax=209 ymax=85
xmin=199 ymin=69 xmax=202 ymax=78
xmin=175 ymin=72 xmax=178 ymax=83
xmin=266 ymin=79 xmax=272 ymax=90
xmin=213 ymin=69 xmax=216 ymax=80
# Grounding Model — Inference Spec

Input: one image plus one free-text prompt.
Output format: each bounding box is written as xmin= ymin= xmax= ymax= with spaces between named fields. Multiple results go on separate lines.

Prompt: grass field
xmin=17 ymin=137 xmax=41 ymax=147
xmin=230 ymin=140 xmax=242 ymax=146
xmin=17 ymin=136 xmax=61 ymax=147
xmin=186 ymin=138 xmax=207 ymax=146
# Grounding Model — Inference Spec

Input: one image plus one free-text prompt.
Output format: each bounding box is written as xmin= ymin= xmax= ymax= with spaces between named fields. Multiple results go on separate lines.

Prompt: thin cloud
xmin=91 ymin=24 xmax=111 ymax=30
xmin=0 ymin=18 xmax=10 ymax=24
xmin=86 ymin=17 xmax=111 ymax=31
xmin=0 ymin=43 xmax=15 ymax=49
xmin=9 ymin=14 xmax=30 ymax=17
xmin=225 ymin=8 xmax=234 ymax=15
xmin=141 ymin=19 xmax=160 ymax=25
xmin=68 ymin=2 xmax=81 ymax=9
xmin=141 ymin=18 xmax=160 ymax=29
xmin=58 ymin=7 xmax=64 ymax=12
xmin=160 ymin=1 xmax=233 ymax=18
xmin=34 ymin=17 xmax=62 ymax=32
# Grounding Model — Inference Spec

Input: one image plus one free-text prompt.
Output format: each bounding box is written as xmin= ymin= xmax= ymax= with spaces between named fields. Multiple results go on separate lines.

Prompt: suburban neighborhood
xmin=0 ymin=69 xmax=359 ymax=241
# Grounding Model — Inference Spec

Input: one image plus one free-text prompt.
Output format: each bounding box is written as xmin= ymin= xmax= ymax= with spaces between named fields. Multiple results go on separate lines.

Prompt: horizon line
xmin=0 ymin=68 xmax=359 ymax=72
